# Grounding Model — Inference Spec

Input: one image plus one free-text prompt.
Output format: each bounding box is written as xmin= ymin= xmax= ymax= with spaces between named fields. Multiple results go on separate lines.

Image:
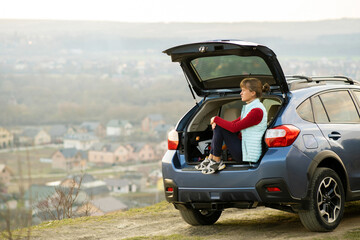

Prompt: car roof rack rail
xmin=287 ymin=75 xmax=313 ymax=82
xmin=286 ymin=75 xmax=360 ymax=91
xmin=311 ymin=76 xmax=354 ymax=85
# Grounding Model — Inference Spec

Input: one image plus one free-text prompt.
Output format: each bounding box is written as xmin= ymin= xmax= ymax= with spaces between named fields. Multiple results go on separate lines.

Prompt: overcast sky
xmin=1 ymin=0 xmax=360 ymax=22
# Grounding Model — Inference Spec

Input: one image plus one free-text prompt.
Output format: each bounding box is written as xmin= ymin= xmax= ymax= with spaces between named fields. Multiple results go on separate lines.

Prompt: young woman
xmin=195 ymin=77 xmax=270 ymax=174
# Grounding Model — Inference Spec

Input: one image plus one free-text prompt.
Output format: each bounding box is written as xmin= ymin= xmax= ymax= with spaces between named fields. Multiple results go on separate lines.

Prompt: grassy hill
xmin=6 ymin=200 xmax=360 ymax=240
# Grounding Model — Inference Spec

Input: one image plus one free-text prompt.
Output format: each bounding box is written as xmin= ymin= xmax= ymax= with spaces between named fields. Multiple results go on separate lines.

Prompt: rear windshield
xmin=190 ymin=55 xmax=272 ymax=81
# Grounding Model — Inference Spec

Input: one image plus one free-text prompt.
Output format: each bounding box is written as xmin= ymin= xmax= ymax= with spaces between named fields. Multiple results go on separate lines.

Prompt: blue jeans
xmin=210 ymin=126 xmax=242 ymax=162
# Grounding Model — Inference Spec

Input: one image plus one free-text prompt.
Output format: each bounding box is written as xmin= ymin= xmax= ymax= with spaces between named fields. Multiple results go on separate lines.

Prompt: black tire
xmin=179 ymin=207 xmax=222 ymax=226
xmin=299 ymin=167 xmax=345 ymax=232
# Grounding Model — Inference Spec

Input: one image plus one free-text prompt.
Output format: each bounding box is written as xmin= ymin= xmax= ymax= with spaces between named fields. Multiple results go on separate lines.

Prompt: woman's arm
xmin=210 ymin=115 xmax=241 ymax=125
xmin=213 ymin=108 xmax=264 ymax=133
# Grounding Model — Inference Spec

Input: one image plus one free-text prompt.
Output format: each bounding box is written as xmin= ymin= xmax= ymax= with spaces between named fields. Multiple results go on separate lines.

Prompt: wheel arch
xmin=307 ymin=150 xmax=349 ymax=199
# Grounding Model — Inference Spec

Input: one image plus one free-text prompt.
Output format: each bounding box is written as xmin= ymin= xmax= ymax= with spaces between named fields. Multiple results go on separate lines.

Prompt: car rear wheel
xmin=179 ymin=207 xmax=222 ymax=226
xmin=299 ymin=167 xmax=345 ymax=232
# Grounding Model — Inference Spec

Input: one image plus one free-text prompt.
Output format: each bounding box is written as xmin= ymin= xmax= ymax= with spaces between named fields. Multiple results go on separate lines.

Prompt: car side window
xmin=319 ymin=90 xmax=360 ymax=123
xmin=312 ymin=96 xmax=329 ymax=123
xmin=297 ymin=98 xmax=314 ymax=122
xmin=353 ymin=91 xmax=360 ymax=105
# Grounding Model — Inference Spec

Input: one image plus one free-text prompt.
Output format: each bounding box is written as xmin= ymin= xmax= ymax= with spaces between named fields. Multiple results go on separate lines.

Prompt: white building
xmin=106 ymin=119 xmax=133 ymax=137
xmin=104 ymin=178 xmax=137 ymax=193
xmin=63 ymin=133 xmax=99 ymax=150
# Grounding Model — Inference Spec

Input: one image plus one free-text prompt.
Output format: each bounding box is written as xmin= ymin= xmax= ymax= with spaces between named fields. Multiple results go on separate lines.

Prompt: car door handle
xmin=328 ymin=132 xmax=341 ymax=140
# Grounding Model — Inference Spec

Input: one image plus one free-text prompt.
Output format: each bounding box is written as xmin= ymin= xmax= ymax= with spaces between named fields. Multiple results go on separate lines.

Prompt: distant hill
xmin=1 ymin=19 xmax=359 ymax=126
xmin=1 ymin=18 xmax=360 ymax=56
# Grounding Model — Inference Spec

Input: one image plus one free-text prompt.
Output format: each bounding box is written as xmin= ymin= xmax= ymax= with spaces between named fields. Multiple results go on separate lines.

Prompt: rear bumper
xmin=162 ymin=146 xmax=310 ymax=205
xmin=163 ymin=177 xmax=298 ymax=204
xmin=255 ymin=178 xmax=297 ymax=202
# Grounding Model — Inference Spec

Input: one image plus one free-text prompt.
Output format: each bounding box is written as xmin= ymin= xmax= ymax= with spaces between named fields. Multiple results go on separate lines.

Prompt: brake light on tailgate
xmin=168 ymin=129 xmax=179 ymax=150
xmin=265 ymin=125 xmax=300 ymax=147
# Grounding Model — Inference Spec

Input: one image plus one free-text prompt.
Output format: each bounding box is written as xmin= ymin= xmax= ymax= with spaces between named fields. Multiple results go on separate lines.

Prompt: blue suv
xmin=162 ymin=40 xmax=360 ymax=232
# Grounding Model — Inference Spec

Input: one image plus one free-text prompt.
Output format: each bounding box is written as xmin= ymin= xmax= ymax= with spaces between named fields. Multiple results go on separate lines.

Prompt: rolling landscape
xmin=1 ymin=18 xmax=360 ymax=239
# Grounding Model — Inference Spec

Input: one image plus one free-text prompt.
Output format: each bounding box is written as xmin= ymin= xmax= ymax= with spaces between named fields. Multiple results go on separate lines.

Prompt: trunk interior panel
xmin=183 ymin=95 xmax=283 ymax=167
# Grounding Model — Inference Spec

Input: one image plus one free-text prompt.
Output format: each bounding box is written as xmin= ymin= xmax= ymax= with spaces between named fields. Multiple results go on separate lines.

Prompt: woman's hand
xmin=210 ymin=117 xmax=216 ymax=129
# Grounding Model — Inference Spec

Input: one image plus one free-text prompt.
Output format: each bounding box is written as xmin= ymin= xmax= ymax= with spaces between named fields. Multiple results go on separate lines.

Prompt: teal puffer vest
xmin=240 ymin=98 xmax=267 ymax=163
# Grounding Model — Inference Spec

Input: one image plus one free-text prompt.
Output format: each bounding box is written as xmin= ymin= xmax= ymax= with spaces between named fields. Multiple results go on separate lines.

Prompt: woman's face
xmin=240 ymin=86 xmax=256 ymax=103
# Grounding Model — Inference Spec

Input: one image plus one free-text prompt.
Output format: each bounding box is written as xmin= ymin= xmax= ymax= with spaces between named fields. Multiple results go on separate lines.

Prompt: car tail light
xmin=266 ymin=187 xmax=281 ymax=192
xmin=265 ymin=125 xmax=300 ymax=147
xmin=166 ymin=187 xmax=174 ymax=193
xmin=168 ymin=129 xmax=179 ymax=150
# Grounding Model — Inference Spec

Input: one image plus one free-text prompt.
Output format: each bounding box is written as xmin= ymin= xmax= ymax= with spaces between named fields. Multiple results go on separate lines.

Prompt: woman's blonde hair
xmin=240 ymin=78 xmax=270 ymax=98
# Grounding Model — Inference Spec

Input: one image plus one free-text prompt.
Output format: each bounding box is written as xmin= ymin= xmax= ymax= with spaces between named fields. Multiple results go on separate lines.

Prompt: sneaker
xmin=202 ymin=160 xmax=226 ymax=174
xmin=195 ymin=157 xmax=211 ymax=170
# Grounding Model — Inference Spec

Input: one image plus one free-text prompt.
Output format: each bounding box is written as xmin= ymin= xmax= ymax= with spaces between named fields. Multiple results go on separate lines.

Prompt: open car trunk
xmin=163 ymin=40 xmax=289 ymax=97
xmin=182 ymin=95 xmax=283 ymax=167
xmin=164 ymin=40 xmax=289 ymax=169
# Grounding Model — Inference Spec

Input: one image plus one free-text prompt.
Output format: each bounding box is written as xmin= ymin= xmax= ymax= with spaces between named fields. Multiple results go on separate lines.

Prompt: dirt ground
xmin=30 ymin=203 xmax=360 ymax=240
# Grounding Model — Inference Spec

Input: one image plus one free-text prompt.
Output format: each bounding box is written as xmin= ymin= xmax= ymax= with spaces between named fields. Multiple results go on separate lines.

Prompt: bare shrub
xmin=35 ymin=174 xmax=90 ymax=221
xmin=0 ymin=148 xmax=32 ymax=240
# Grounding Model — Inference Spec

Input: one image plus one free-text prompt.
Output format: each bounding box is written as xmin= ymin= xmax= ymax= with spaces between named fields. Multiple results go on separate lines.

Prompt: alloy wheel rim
xmin=317 ymin=176 xmax=341 ymax=223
